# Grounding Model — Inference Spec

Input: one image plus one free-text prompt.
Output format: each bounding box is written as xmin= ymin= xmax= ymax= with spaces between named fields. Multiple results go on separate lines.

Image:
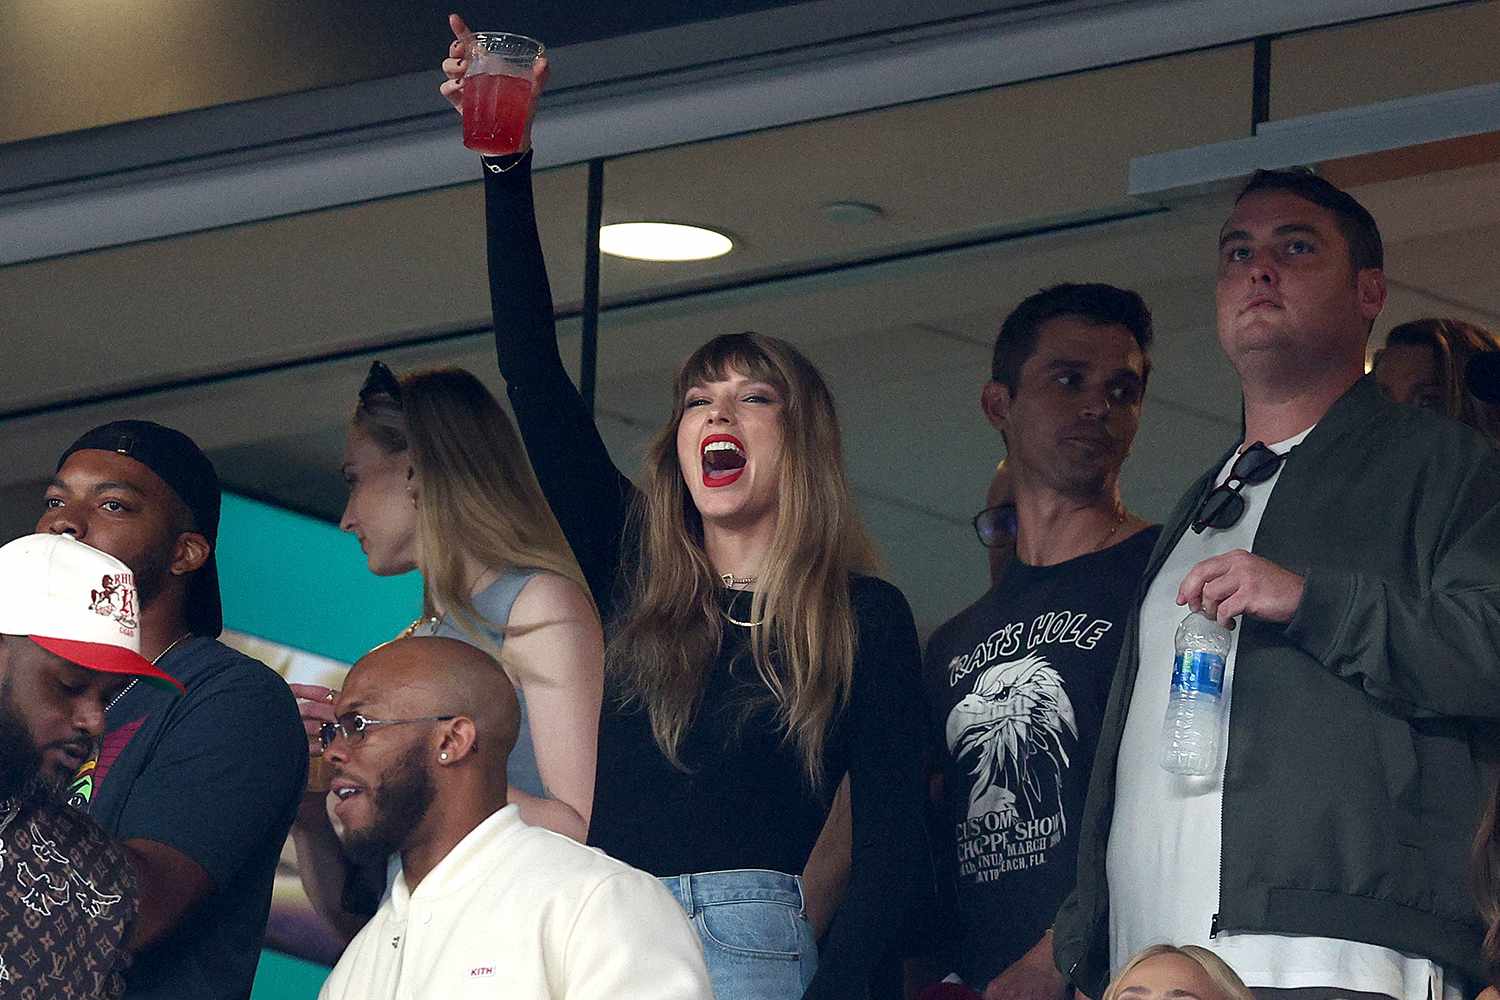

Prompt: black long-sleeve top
xmin=483 ymin=152 xmax=933 ymax=997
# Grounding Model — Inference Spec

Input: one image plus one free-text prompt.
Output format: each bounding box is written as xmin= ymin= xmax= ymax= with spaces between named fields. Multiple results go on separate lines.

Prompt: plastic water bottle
xmin=1160 ymin=611 xmax=1231 ymax=776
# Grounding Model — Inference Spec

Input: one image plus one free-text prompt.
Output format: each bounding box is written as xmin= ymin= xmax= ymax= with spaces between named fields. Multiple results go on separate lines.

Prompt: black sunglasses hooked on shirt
xmin=1190 ymin=442 xmax=1288 ymax=534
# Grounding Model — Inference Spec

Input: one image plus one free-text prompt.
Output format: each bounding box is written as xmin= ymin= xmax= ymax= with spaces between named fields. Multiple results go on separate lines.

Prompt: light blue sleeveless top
xmin=412 ymin=567 xmax=544 ymax=798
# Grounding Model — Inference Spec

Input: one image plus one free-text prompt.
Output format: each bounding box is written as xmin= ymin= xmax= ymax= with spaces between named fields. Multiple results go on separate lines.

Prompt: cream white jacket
xmin=319 ymin=806 xmax=711 ymax=999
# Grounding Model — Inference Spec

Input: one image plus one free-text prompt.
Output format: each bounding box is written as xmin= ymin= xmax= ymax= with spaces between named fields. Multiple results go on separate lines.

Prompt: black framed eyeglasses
xmin=318 ymin=712 xmax=456 ymax=750
xmin=358 ymin=361 xmax=402 ymax=410
xmin=972 ymin=503 xmax=1018 ymax=548
xmin=1191 ymin=442 xmax=1287 ymax=533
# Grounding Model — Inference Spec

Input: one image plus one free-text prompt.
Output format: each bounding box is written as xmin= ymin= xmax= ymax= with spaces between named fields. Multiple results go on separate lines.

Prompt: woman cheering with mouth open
xmin=441 ymin=14 xmax=931 ymax=999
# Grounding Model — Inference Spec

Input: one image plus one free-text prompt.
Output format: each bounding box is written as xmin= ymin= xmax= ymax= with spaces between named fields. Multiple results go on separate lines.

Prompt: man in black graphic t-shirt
xmin=919 ymin=284 xmax=1158 ymax=999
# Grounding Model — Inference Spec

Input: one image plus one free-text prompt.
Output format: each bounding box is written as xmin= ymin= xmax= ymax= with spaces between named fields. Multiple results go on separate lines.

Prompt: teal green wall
xmin=217 ymin=493 xmax=422 ymax=998
xmin=218 ymin=493 xmax=422 ymax=663
xmin=250 ymin=952 xmax=332 ymax=1000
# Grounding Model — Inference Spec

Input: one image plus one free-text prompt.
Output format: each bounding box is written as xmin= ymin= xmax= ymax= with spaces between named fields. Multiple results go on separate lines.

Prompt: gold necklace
xmin=108 ymin=632 xmax=192 ymax=712
xmin=403 ymin=614 xmax=445 ymax=638
xmin=720 ymin=572 xmax=756 ymax=589
xmin=1094 ymin=503 xmax=1128 ymax=553
xmin=717 ymin=581 xmax=762 ymax=629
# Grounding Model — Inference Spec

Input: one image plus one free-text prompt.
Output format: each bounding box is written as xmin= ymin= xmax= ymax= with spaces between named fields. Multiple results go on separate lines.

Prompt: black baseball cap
xmin=57 ymin=420 xmax=223 ymax=637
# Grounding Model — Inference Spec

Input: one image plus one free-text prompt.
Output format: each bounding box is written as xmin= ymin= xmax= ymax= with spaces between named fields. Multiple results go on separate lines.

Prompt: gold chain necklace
xmin=108 ymin=632 xmax=192 ymax=712
xmin=1093 ymin=503 xmax=1128 ymax=553
xmin=720 ymin=574 xmax=763 ymax=628
xmin=403 ymin=614 xmax=445 ymax=638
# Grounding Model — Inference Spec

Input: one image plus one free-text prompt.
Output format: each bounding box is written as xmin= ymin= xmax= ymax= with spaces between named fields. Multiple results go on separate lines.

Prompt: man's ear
xmin=436 ymin=717 xmax=479 ymax=765
xmin=1357 ymin=267 xmax=1387 ymax=324
xmin=170 ymin=532 xmax=211 ymax=577
xmin=981 ymin=380 xmax=1012 ymax=434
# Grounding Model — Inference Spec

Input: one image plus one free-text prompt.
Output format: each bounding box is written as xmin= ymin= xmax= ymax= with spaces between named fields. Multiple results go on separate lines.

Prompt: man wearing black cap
xmin=40 ymin=419 xmax=306 ymax=1000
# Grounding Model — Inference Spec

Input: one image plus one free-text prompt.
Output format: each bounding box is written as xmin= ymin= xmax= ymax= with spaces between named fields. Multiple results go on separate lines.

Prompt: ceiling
xmin=1 ymin=0 xmax=1096 ymax=146
xmin=2 ymin=1 xmax=1498 ymax=636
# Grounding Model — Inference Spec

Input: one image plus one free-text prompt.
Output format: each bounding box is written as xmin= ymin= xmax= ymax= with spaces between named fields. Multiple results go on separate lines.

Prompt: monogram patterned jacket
xmin=0 ymin=797 xmax=138 ymax=999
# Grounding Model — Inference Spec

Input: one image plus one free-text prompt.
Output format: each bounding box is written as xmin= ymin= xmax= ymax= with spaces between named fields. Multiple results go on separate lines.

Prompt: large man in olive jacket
xmin=1054 ymin=170 xmax=1500 ymax=1000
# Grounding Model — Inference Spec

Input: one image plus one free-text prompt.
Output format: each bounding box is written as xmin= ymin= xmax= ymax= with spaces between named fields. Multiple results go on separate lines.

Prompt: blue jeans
xmin=660 ymin=869 xmax=818 ymax=1000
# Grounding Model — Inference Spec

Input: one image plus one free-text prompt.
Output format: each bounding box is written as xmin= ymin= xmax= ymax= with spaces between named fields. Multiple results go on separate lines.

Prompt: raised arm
xmin=804 ymin=580 xmax=935 ymax=999
xmin=443 ymin=16 xmax=635 ymax=611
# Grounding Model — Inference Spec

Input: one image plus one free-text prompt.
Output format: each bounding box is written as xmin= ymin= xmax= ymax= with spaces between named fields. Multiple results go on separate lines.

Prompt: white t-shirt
xmin=320 ymin=805 xmax=712 ymax=1000
xmin=1106 ymin=428 xmax=1458 ymax=1000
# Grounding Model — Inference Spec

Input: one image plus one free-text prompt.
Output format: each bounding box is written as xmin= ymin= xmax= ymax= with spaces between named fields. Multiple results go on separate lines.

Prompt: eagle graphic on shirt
xmin=945 ymin=653 xmax=1077 ymax=830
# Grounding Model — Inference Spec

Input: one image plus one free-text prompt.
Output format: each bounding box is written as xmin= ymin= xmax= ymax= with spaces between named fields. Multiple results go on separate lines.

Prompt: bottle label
xmin=1171 ymin=651 xmax=1224 ymax=696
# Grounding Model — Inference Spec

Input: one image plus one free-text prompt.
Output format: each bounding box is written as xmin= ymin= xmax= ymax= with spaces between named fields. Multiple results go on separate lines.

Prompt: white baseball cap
xmin=0 ymin=534 xmax=183 ymax=692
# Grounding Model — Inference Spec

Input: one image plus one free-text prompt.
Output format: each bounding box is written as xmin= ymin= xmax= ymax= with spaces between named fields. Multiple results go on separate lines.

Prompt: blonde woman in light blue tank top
xmin=289 ymin=364 xmax=602 ymax=946
xmin=340 ymin=363 xmax=601 ymax=839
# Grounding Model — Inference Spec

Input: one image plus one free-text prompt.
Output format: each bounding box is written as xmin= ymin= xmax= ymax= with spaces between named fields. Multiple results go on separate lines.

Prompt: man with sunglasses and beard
xmin=0 ymin=533 xmax=185 ymax=998
xmin=317 ymin=635 xmax=710 ymax=999
xmin=916 ymin=284 xmax=1159 ymax=1000
xmin=1054 ymin=171 xmax=1500 ymax=1000
xmin=38 ymin=420 xmax=306 ymax=1000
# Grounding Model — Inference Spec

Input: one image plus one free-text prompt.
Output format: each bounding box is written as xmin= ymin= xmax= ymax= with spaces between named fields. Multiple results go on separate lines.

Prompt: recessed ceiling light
xmin=600 ymin=222 xmax=733 ymax=262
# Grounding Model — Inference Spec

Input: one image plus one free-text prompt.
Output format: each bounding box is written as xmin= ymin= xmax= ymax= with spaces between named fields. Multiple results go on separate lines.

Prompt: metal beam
xmin=1129 ymin=80 xmax=1500 ymax=200
xmin=580 ymin=159 xmax=605 ymax=413
xmin=0 ymin=0 xmax=1456 ymax=266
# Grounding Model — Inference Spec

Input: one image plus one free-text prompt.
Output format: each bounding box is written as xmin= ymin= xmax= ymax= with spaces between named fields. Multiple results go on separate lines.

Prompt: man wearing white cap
xmin=0 ymin=533 xmax=184 ymax=999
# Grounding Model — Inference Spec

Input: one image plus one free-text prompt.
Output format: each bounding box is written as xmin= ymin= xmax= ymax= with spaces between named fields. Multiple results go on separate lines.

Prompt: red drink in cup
xmin=461 ymin=32 xmax=544 ymax=156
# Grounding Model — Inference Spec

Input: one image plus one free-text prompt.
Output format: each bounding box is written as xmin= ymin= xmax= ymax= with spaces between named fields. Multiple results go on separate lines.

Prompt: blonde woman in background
xmin=1373 ymin=317 xmax=1500 ymax=444
xmin=1102 ymin=945 xmax=1255 ymax=1000
xmin=290 ymin=363 xmax=603 ymax=941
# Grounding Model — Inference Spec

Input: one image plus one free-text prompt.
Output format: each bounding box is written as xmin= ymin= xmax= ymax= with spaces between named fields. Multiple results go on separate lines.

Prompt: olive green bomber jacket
xmin=1053 ymin=376 xmax=1500 ymax=996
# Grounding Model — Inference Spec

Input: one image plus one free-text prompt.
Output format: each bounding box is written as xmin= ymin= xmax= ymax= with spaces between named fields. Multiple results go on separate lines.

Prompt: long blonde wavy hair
xmin=353 ymin=366 xmax=594 ymax=652
xmin=608 ymin=333 xmax=879 ymax=788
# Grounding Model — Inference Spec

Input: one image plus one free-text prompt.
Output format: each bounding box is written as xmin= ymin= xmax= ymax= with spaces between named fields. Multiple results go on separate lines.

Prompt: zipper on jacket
xmin=1212 ymin=659 xmax=1231 ymax=940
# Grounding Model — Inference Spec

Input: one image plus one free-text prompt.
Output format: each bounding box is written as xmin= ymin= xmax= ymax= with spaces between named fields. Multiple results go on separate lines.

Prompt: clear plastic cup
xmin=461 ymin=32 xmax=545 ymax=156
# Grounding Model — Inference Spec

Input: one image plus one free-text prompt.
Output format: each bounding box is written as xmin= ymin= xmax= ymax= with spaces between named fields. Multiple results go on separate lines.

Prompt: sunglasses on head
xmin=1190 ymin=442 xmax=1287 ymax=533
xmin=972 ymin=503 xmax=1018 ymax=548
xmin=358 ymin=361 xmax=402 ymax=410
